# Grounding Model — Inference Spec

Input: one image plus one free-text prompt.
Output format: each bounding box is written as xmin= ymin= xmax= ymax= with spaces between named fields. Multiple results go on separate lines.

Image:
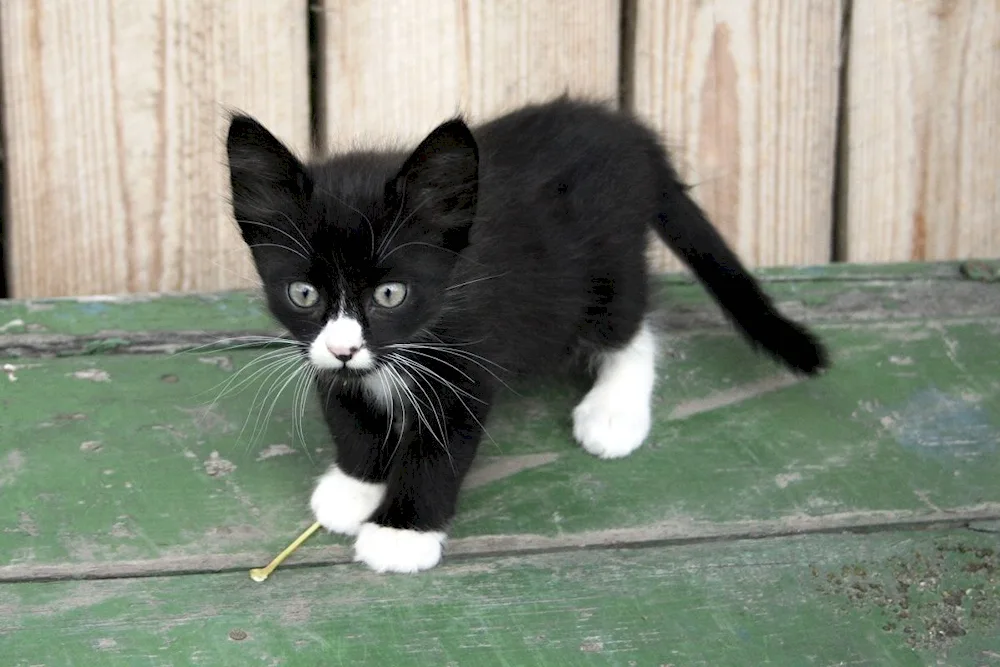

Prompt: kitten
xmin=226 ymin=97 xmax=828 ymax=574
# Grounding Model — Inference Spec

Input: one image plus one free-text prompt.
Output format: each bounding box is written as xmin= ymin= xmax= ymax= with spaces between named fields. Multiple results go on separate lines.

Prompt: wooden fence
xmin=1 ymin=0 xmax=997 ymax=298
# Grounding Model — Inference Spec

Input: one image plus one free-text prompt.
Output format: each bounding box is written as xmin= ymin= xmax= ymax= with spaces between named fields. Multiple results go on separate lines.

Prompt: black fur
xmin=226 ymin=97 xmax=828 ymax=535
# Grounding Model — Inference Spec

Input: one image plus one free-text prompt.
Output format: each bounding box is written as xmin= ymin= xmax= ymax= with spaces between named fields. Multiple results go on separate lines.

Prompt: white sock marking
xmin=353 ymin=523 xmax=446 ymax=573
xmin=572 ymin=322 xmax=656 ymax=459
xmin=310 ymin=465 xmax=386 ymax=535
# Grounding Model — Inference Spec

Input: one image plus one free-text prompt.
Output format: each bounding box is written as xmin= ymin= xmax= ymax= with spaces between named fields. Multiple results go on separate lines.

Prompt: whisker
xmin=445 ymin=272 xmax=510 ymax=291
xmin=389 ymin=353 xmax=498 ymax=452
xmin=317 ymin=188 xmax=376 ymax=260
xmin=374 ymin=367 xmax=395 ymax=453
xmin=380 ymin=364 xmax=411 ymax=473
xmin=376 ymin=182 xmax=411 ymax=259
xmin=246 ymin=242 xmax=309 ymax=262
xmin=237 ymin=218 xmax=312 ymax=258
xmin=388 ymin=353 xmax=482 ymax=403
xmin=292 ymin=365 xmax=316 ymax=463
xmin=176 ymin=335 xmax=299 ymax=358
xmin=237 ymin=204 xmax=314 ymax=253
xmin=386 ymin=343 xmax=517 ymax=395
xmin=389 ymin=351 xmax=480 ymax=395
xmin=237 ymin=357 xmax=303 ymax=450
xmin=197 ymin=348 xmax=303 ymax=403
xmin=386 ymin=357 xmax=455 ymax=472
xmin=248 ymin=363 xmax=305 ymax=450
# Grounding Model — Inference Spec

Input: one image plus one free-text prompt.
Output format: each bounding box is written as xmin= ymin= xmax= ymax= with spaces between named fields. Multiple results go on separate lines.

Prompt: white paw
xmin=573 ymin=385 xmax=652 ymax=459
xmin=310 ymin=466 xmax=386 ymax=536
xmin=353 ymin=523 xmax=446 ymax=573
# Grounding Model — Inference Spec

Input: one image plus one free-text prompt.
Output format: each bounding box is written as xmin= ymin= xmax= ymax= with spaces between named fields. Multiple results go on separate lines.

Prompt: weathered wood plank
xmin=320 ymin=0 xmax=620 ymax=147
xmin=1 ymin=531 xmax=997 ymax=665
xmin=630 ymin=0 xmax=844 ymax=271
xmin=842 ymin=0 xmax=1000 ymax=263
xmin=0 ymin=0 xmax=310 ymax=298
xmin=2 ymin=311 xmax=998 ymax=576
xmin=2 ymin=261 xmax=998 ymax=357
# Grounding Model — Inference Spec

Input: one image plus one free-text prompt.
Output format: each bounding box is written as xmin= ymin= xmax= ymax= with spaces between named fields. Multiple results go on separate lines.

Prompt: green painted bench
xmin=2 ymin=261 xmax=998 ymax=666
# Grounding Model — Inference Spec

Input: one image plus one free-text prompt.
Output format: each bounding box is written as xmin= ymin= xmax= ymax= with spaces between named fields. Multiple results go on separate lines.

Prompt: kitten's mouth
xmin=319 ymin=364 xmax=377 ymax=379
xmin=307 ymin=353 xmax=380 ymax=379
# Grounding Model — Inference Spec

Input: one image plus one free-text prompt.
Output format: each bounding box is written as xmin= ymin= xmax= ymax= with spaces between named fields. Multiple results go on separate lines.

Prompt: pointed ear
xmin=226 ymin=114 xmax=311 ymax=245
xmin=390 ymin=118 xmax=479 ymax=251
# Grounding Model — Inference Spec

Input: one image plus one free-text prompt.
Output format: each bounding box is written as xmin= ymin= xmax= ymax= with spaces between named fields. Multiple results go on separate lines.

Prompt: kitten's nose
xmin=327 ymin=343 xmax=360 ymax=363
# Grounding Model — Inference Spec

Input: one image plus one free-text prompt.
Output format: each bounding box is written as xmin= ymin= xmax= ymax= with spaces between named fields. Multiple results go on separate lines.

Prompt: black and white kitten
xmin=225 ymin=98 xmax=828 ymax=574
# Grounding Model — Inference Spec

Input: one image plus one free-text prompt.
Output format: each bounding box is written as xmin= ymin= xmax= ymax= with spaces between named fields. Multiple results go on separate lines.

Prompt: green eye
xmin=288 ymin=281 xmax=319 ymax=308
xmin=372 ymin=282 xmax=407 ymax=308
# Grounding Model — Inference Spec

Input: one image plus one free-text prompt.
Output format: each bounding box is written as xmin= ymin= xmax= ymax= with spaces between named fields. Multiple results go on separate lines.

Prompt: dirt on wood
xmin=815 ymin=536 xmax=998 ymax=650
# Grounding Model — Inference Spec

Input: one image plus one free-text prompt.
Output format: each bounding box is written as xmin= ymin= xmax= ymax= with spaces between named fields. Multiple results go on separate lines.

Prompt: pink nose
xmin=327 ymin=343 xmax=360 ymax=362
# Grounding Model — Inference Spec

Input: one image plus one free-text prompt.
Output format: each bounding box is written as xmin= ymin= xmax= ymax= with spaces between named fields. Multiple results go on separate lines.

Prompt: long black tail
xmin=650 ymin=171 xmax=829 ymax=376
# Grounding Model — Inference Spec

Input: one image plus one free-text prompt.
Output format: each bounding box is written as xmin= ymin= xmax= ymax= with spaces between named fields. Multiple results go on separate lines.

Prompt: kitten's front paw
xmin=572 ymin=385 xmax=651 ymax=459
xmin=353 ymin=523 xmax=446 ymax=573
xmin=310 ymin=466 xmax=386 ymax=536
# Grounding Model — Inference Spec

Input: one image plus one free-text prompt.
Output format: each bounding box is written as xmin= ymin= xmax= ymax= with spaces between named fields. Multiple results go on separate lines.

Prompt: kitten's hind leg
xmin=573 ymin=321 xmax=656 ymax=459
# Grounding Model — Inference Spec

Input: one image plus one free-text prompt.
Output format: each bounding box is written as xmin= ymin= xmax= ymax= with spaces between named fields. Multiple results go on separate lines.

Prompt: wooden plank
xmin=630 ymin=0 xmax=844 ymax=271
xmin=320 ymin=0 xmax=620 ymax=147
xmin=2 ymin=531 xmax=998 ymax=665
xmin=843 ymin=0 xmax=1000 ymax=263
xmin=2 ymin=260 xmax=997 ymax=351
xmin=2 ymin=267 xmax=999 ymax=576
xmin=0 ymin=0 xmax=310 ymax=299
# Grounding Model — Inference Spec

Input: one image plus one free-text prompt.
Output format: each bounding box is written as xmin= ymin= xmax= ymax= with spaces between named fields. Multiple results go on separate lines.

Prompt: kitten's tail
xmin=649 ymin=167 xmax=829 ymax=375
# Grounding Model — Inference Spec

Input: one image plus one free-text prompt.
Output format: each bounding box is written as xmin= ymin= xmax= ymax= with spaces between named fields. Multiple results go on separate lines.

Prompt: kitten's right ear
xmin=226 ymin=114 xmax=311 ymax=243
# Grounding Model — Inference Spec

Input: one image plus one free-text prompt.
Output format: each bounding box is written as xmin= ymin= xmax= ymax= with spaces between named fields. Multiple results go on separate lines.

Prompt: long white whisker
xmin=237 ymin=357 xmax=303 ymax=449
xmin=380 ymin=240 xmax=465 ymax=263
xmin=237 ymin=214 xmax=313 ymax=258
xmin=249 ymin=363 xmax=305 ymax=449
xmin=445 ymin=273 xmax=509 ymax=291
xmin=388 ymin=359 xmax=450 ymax=458
xmin=390 ymin=356 xmax=450 ymax=443
xmin=389 ymin=353 xmax=482 ymax=403
xmin=292 ymin=365 xmax=316 ymax=463
xmin=387 ymin=358 xmax=455 ymax=472
xmin=387 ymin=343 xmax=516 ymax=395
xmin=380 ymin=364 xmax=411 ymax=474
xmin=172 ymin=334 xmax=299 ymax=358
xmin=389 ymin=353 xmax=498 ymax=451
xmin=198 ymin=348 xmax=303 ymax=403
xmin=376 ymin=183 xmax=410 ymax=258
xmin=246 ymin=242 xmax=309 ymax=262
xmin=375 ymin=367 xmax=395 ymax=452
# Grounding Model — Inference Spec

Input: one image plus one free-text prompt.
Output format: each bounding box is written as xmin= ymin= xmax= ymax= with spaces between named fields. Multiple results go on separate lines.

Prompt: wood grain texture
xmin=631 ymin=0 xmax=844 ymax=271
xmin=843 ymin=0 xmax=1000 ymax=263
xmin=0 ymin=0 xmax=309 ymax=298
xmin=320 ymin=0 xmax=620 ymax=148
xmin=4 ymin=532 xmax=999 ymax=665
xmin=3 ymin=265 xmax=1000 ymax=576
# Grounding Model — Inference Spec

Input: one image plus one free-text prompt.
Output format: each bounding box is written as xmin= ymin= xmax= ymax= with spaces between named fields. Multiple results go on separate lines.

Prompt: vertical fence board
xmin=631 ymin=0 xmax=844 ymax=272
xmin=0 ymin=0 xmax=309 ymax=298
xmin=843 ymin=0 xmax=1000 ymax=263
xmin=320 ymin=0 xmax=620 ymax=148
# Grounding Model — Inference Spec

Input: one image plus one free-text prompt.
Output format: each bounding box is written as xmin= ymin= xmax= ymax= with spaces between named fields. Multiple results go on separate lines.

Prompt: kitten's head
xmin=225 ymin=114 xmax=479 ymax=378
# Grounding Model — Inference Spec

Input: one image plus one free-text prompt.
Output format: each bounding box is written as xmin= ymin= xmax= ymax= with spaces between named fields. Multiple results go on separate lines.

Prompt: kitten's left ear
xmin=391 ymin=118 xmax=479 ymax=251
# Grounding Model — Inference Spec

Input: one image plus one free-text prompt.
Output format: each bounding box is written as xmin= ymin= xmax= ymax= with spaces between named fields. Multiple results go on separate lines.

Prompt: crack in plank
xmin=3 ymin=504 xmax=998 ymax=583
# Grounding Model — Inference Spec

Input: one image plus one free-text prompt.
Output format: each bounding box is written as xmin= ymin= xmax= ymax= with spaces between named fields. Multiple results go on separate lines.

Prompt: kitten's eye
xmin=372 ymin=282 xmax=407 ymax=308
xmin=287 ymin=281 xmax=320 ymax=308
